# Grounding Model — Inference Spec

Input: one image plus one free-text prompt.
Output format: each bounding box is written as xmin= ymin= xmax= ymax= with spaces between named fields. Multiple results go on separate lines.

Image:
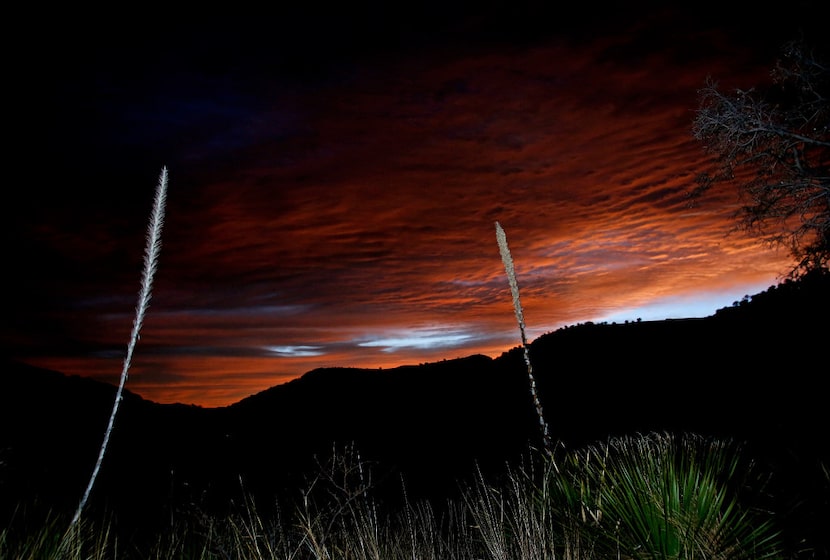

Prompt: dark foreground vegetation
xmin=1 ymin=269 xmax=828 ymax=558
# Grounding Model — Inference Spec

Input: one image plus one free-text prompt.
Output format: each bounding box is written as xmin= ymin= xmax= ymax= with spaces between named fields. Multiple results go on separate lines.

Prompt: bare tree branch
xmin=692 ymin=38 xmax=830 ymax=274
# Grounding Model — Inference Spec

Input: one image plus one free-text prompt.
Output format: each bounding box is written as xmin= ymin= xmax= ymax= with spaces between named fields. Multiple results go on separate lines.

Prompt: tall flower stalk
xmin=495 ymin=221 xmax=552 ymax=456
xmin=68 ymin=167 xmax=169 ymax=531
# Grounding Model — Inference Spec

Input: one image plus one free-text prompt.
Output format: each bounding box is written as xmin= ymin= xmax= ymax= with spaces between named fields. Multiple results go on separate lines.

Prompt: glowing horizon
xmin=6 ymin=12 xmax=800 ymax=408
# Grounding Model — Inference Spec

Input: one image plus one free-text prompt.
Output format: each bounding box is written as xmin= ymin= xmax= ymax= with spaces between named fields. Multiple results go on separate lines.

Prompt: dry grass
xmin=4 ymin=434 xmax=791 ymax=559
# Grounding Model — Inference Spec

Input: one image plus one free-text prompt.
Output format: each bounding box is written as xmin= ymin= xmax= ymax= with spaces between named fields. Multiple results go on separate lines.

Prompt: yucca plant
xmin=550 ymin=432 xmax=784 ymax=560
xmin=492 ymin=222 xmax=787 ymax=559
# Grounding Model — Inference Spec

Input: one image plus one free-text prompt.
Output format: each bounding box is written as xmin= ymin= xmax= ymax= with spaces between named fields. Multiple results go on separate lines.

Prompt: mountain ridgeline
xmin=1 ymin=271 xmax=828 ymax=541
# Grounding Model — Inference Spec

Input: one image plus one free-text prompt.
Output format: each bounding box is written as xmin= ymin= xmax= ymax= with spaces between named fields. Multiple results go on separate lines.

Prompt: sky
xmin=4 ymin=3 xmax=825 ymax=407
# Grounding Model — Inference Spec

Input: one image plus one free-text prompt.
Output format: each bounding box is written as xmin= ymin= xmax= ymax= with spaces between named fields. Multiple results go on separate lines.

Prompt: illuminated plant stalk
xmin=495 ymin=221 xmax=553 ymax=456
xmin=68 ymin=167 xmax=168 ymax=531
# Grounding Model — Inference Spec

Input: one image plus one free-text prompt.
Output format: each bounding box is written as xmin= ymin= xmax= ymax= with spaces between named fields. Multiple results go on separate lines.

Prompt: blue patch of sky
xmin=596 ymin=281 xmax=777 ymax=324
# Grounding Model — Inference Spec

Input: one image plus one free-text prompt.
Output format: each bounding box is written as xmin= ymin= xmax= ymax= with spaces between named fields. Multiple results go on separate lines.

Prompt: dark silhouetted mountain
xmin=1 ymin=270 xmax=827 ymax=547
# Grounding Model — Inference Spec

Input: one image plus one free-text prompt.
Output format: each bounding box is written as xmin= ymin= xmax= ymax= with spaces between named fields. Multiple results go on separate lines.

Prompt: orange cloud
xmin=15 ymin=27 xmax=793 ymax=407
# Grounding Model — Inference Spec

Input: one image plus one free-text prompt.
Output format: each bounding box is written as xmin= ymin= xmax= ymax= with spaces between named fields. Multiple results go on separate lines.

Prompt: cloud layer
xmin=7 ymin=13 xmax=799 ymax=407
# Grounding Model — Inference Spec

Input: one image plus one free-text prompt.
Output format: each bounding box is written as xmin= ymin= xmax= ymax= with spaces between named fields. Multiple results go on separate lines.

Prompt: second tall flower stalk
xmin=495 ymin=221 xmax=552 ymax=457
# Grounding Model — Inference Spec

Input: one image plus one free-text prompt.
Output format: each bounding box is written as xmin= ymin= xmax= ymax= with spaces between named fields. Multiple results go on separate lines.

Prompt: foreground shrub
xmin=551 ymin=432 xmax=782 ymax=559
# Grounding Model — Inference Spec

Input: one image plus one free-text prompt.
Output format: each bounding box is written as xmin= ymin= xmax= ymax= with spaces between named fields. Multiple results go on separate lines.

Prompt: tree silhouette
xmin=692 ymin=37 xmax=829 ymax=275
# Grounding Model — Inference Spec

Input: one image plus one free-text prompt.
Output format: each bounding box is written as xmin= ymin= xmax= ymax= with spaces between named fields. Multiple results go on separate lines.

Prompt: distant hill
xmin=1 ymin=269 xmax=827 ymax=545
